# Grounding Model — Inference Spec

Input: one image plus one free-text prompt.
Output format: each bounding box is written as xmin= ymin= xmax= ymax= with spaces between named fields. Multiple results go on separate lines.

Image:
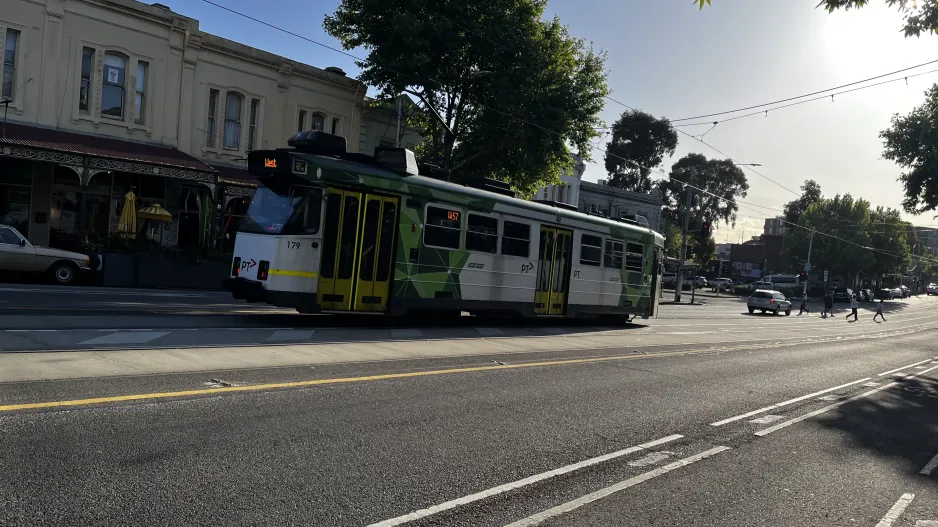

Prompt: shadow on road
xmin=816 ymin=373 xmax=938 ymax=477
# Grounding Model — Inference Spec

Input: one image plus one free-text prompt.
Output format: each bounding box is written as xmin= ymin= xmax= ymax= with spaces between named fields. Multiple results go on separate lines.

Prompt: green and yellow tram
xmin=224 ymin=131 xmax=664 ymax=321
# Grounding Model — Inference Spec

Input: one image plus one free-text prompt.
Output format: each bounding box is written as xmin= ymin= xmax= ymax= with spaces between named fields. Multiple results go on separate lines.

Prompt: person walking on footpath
xmin=822 ymin=291 xmax=833 ymax=318
xmin=798 ymin=295 xmax=810 ymax=315
xmin=873 ymin=299 xmax=886 ymax=322
xmin=846 ymin=293 xmax=859 ymax=321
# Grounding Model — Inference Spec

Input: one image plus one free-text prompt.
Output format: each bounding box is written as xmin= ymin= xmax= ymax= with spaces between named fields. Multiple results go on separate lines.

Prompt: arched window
xmin=311 ymin=112 xmax=325 ymax=132
xmin=224 ymin=92 xmax=243 ymax=149
xmin=101 ymin=53 xmax=126 ymax=119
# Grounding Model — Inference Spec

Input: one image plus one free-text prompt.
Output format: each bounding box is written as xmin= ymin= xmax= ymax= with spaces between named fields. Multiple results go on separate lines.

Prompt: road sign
xmin=823 ymin=270 xmax=829 ymax=282
xmin=804 ymin=262 xmax=811 ymax=272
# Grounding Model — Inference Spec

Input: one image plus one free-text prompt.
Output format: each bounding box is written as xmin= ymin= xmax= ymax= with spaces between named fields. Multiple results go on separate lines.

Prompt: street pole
xmin=674 ymin=186 xmax=692 ymax=303
xmin=395 ymin=96 xmax=402 ymax=147
xmin=802 ymin=231 xmax=814 ymax=300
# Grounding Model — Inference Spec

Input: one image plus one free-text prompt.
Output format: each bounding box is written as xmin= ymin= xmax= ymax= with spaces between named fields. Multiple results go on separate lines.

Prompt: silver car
xmin=0 ymin=225 xmax=91 ymax=284
xmin=747 ymin=289 xmax=792 ymax=316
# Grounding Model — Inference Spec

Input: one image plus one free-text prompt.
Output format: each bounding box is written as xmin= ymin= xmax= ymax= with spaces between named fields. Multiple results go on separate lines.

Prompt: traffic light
xmin=701 ymin=221 xmax=711 ymax=237
xmin=798 ymin=269 xmax=807 ymax=281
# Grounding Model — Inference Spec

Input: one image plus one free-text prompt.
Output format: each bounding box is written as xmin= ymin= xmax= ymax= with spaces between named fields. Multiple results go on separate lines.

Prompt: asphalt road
xmin=1 ymin=287 xmax=937 ymax=526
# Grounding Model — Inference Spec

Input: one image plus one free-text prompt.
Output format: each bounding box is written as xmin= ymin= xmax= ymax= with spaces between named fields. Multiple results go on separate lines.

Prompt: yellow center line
xmin=0 ymin=348 xmax=715 ymax=413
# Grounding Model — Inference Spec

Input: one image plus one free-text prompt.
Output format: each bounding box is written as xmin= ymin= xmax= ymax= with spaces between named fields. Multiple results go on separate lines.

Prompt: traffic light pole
xmin=674 ymin=187 xmax=692 ymax=303
xmin=802 ymin=231 xmax=814 ymax=300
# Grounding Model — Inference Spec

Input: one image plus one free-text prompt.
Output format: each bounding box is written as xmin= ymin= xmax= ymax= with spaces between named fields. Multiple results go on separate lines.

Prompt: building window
xmin=331 ymin=117 xmax=339 ymax=135
xmin=206 ymin=89 xmax=218 ymax=147
xmin=424 ymin=205 xmax=462 ymax=249
xmin=134 ymin=61 xmax=147 ymax=125
xmin=223 ymin=92 xmax=242 ymax=149
xmin=580 ymin=234 xmax=602 ymax=266
xmin=311 ymin=112 xmax=325 ymax=131
xmin=501 ymin=221 xmax=531 ymax=258
xmin=466 ymin=214 xmax=497 ymax=254
xmin=297 ymin=110 xmax=306 ymax=133
xmin=79 ymin=47 xmax=94 ymax=112
xmin=2 ymin=29 xmax=20 ymax=99
xmin=248 ymin=98 xmax=259 ymax=150
xmin=101 ymin=53 xmax=126 ymax=119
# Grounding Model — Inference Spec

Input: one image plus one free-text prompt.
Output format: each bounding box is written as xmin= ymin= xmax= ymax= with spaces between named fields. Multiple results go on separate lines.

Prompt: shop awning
xmin=0 ymin=122 xmax=216 ymax=184
xmin=211 ymin=163 xmax=258 ymax=187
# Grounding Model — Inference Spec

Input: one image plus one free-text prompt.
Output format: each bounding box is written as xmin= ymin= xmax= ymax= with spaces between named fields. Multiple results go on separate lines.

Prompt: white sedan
xmin=747 ymin=289 xmax=792 ymax=316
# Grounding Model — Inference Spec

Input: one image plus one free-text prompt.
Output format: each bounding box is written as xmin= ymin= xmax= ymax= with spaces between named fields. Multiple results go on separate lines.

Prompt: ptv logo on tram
xmin=241 ymin=259 xmax=257 ymax=271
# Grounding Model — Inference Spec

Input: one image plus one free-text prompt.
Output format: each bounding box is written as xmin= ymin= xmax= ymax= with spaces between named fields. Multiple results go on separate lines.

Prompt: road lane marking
xmin=879 ymin=358 xmax=935 ymax=376
xmin=77 ymin=331 xmax=170 ymax=345
xmin=503 ymin=446 xmax=731 ymax=527
xmin=755 ymin=364 xmax=938 ymax=437
xmin=365 ymin=434 xmax=683 ymax=527
xmin=748 ymin=415 xmax=784 ymax=425
xmin=920 ymin=452 xmax=938 ymax=476
xmin=710 ymin=377 xmax=872 ymax=427
xmin=0 ymin=348 xmax=734 ymax=412
xmin=876 ymin=493 xmax=915 ymax=527
xmin=627 ymin=451 xmax=672 ymax=467
xmin=817 ymin=394 xmax=844 ymax=401
xmin=863 ymin=382 xmax=882 ymax=387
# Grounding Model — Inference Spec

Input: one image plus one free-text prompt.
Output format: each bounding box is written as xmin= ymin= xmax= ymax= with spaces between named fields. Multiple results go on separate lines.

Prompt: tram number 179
xmin=287 ymin=241 xmax=301 ymax=250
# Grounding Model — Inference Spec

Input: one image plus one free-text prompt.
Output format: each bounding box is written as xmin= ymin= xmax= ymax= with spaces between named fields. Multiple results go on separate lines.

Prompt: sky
xmin=165 ymin=0 xmax=938 ymax=242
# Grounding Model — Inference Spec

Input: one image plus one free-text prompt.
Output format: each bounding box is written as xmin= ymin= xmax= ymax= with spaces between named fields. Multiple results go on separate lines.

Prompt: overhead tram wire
xmin=200 ymin=1 xmax=938 ymax=267
xmin=674 ymin=68 xmax=938 ymax=129
xmin=669 ymin=58 xmax=938 ymax=123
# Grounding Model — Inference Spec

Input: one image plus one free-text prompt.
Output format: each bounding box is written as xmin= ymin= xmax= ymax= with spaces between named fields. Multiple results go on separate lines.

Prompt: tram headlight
xmin=232 ymin=257 xmax=241 ymax=276
xmin=258 ymin=260 xmax=270 ymax=281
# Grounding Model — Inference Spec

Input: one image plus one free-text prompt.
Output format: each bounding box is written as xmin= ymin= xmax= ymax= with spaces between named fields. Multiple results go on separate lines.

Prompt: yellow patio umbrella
xmin=137 ymin=203 xmax=173 ymax=248
xmin=117 ymin=191 xmax=137 ymax=239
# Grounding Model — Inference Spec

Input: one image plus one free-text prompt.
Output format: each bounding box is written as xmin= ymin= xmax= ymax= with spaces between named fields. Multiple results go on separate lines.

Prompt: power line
xmin=674 ymin=68 xmax=938 ymax=128
xmin=670 ymin=58 xmax=938 ymax=123
xmin=198 ymin=1 xmax=938 ymax=267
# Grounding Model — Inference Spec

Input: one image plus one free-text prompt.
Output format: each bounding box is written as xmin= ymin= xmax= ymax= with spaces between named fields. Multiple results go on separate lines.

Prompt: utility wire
xmin=670 ymin=58 xmax=938 ymax=123
xmin=199 ymin=0 xmax=938 ymax=267
xmin=674 ymin=68 xmax=938 ymax=128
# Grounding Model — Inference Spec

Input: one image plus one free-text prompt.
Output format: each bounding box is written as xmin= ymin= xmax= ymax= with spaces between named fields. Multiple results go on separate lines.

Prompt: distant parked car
xmin=927 ymin=283 xmax=937 ymax=295
xmin=692 ymin=276 xmax=708 ymax=288
xmin=711 ymin=278 xmax=733 ymax=290
xmin=747 ymin=290 xmax=792 ymax=316
xmin=858 ymin=289 xmax=873 ymax=302
xmin=0 ymin=224 xmax=91 ymax=284
xmin=877 ymin=288 xmax=895 ymax=300
xmin=832 ymin=288 xmax=854 ymax=303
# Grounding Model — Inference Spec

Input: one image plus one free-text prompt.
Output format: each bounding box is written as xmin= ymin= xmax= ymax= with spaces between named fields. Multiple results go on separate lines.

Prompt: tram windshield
xmin=240 ymin=178 xmax=322 ymax=235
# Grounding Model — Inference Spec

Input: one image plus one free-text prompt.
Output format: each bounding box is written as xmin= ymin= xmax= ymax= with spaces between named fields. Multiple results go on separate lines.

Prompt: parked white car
xmin=747 ymin=289 xmax=792 ymax=316
xmin=0 ymin=225 xmax=91 ymax=284
xmin=927 ymin=283 xmax=937 ymax=296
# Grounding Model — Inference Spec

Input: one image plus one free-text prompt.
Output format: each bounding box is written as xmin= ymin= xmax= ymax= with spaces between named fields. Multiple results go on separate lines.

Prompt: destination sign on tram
xmin=248 ymin=150 xmax=291 ymax=174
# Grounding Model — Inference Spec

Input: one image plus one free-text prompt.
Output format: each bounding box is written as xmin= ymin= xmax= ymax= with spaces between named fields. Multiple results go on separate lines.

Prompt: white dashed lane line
xmin=876 ymin=493 xmax=915 ymax=527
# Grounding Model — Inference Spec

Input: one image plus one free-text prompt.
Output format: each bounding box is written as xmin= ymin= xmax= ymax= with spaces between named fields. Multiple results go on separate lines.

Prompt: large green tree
xmin=693 ymin=0 xmax=938 ymax=36
xmin=867 ymin=207 xmax=911 ymax=278
xmin=659 ymin=153 xmax=750 ymax=227
xmin=324 ymin=0 xmax=608 ymax=194
xmin=782 ymin=194 xmax=875 ymax=287
xmin=659 ymin=154 xmax=749 ymax=265
xmin=604 ymin=110 xmax=678 ymax=193
xmin=880 ymin=84 xmax=938 ymax=215
xmin=783 ymin=180 xmax=823 ymax=225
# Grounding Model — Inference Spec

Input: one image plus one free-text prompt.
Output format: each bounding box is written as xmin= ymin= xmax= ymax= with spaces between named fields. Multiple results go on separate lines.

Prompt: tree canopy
xmin=659 ymin=153 xmax=750 ymax=228
xmin=880 ymin=84 xmax=938 ymax=215
xmin=604 ymin=110 xmax=678 ymax=193
xmin=783 ymin=180 xmax=823 ymax=225
xmin=324 ymin=0 xmax=608 ymax=194
xmin=693 ymin=0 xmax=938 ymax=36
xmin=782 ymin=194 xmax=875 ymax=286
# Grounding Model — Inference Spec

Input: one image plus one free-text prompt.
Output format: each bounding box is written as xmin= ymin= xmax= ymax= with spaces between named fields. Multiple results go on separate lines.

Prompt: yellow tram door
xmin=548 ymin=230 xmax=572 ymax=315
xmin=535 ymin=227 xmax=572 ymax=315
xmin=318 ymin=189 xmax=362 ymax=311
xmin=353 ymin=195 xmax=399 ymax=312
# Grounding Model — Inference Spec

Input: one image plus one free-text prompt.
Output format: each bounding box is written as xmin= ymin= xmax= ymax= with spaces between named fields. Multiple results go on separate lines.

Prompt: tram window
xmin=580 ymin=234 xmax=602 ymax=266
xmin=501 ymin=221 xmax=530 ymax=257
xmin=466 ymin=214 xmax=498 ymax=254
xmin=625 ymin=242 xmax=644 ymax=272
xmin=604 ymin=240 xmax=624 ymax=268
xmin=301 ymin=187 xmax=323 ymax=234
xmin=424 ymin=205 xmax=462 ymax=249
